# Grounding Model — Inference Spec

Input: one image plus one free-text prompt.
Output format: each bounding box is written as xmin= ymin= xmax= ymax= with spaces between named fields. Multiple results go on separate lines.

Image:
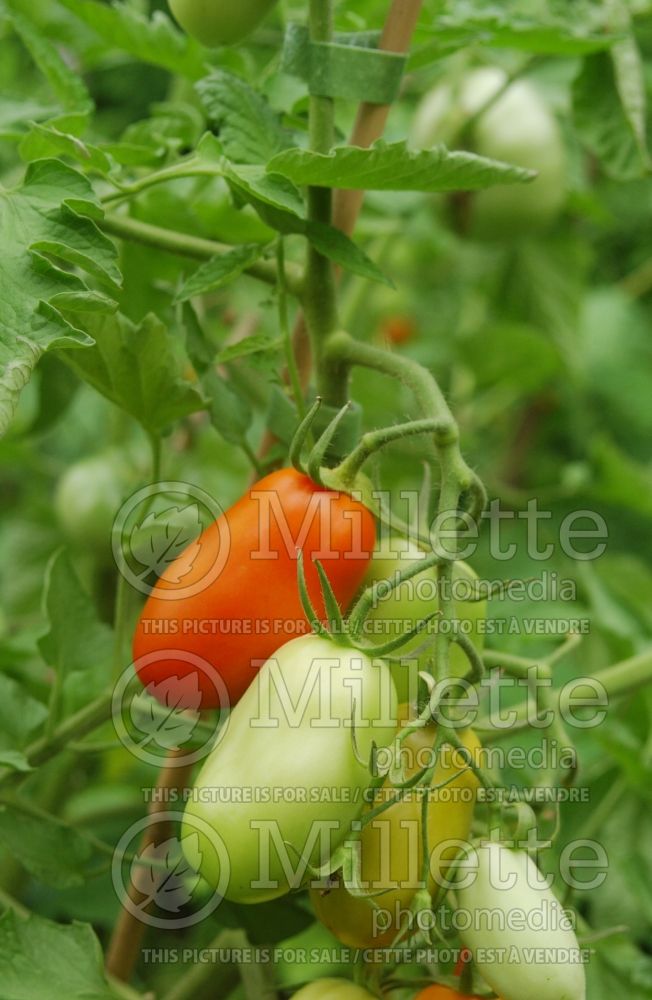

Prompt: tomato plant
xmin=412 ymin=66 xmax=567 ymax=239
xmin=182 ymin=633 xmax=397 ymax=901
xmin=168 ymin=0 xmax=278 ymax=46
xmin=0 ymin=0 xmax=650 ymax=996
xmin=133 ymin=468 xmax=375 ymax=708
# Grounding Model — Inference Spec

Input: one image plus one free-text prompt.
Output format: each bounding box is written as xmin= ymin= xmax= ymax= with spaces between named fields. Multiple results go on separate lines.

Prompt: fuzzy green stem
xmin=303 ymin=0 xmax=340 ymax=406
xmin=325 ymin=330 xmax=486 ymax=680
xmin=162 ymin=932 xmax=240 ymax=1000
xmin=100 ymin=214 xmax=300 ymax=292
xmin=278 ymin=240 xmax=307 ymax=419
xmin=0 ymin=689 xmax=114 ymax=785
xmin=337 ymin=417 xmax=450 ymax=490
xmin=479 ymin=647 xmax=652 ymax=738
xmin=101 ymin=157 xmax=216 ymax=205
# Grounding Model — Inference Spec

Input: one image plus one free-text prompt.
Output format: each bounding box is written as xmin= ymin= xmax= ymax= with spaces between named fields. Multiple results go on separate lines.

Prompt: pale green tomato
xmin=412 ymin=67 xmax=567 ymax=239
xmin=455 ymin=843 xmax=586 ymax=1000
xmin=54 ymin=451 xmax=131 ymax=550
xmin=168 ymin=0 xmax=278 ymax=46
xmin=182 ymin=634 xmax=397 ymax=903
xmin=361 ymin=538 xmax=486 ymax=700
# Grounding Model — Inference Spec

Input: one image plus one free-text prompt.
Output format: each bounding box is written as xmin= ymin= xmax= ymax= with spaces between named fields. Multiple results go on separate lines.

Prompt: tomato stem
xmin=100 ymin=213 xmax=300 ymax=292
xmin=277 ymin=238 xmax=307 ymax=419
xmin=303 ymin=0 xmax=343 ymax=410
xmin=323 ymin=329 xmax=487 ymax=682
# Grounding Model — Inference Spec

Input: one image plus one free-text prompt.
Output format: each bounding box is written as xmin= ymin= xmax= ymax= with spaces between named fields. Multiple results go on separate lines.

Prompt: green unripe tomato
xmin=456 ymin=843 xmax=586 ymax=1000
xmin=168 ymin=0 xmax=278 ymax=46
xmin=412 ymin=66 xmax=567 ymax=240
xmin=361 ymin=538 xmax=486 ymax=701
xmin=54 ymin=450 xmax=133 ymax=550
xmin=182 ymin=634 xmax=397 ymax=903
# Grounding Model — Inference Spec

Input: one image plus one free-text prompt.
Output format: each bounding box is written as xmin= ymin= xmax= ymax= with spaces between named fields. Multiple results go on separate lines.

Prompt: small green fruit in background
xmin=412 ymin=66 xmax=567 ymax=240
xmin=168 ymin=0 xmax=278 ymax=47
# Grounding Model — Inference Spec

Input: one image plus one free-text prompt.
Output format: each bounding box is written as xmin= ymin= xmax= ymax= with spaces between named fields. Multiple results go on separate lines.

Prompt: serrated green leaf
xmin=19 ymin=123 xmax=113 ymax=173
xmin=305 ymin=220 xmax=391 ymax=287
xmin=416 ymin=5 xmax=621 ymax=61
xmin=267 ymin=140 xmax=535 ymax=193
xmin=0 ymin=675 xmax=48 ymax=757
xmin=175 ymin=243 xmax=267 ymax=302
xmin=0 ymin=751 xmax=31 ymax=773
xmin=607 ymin=0 xmax=649 ymax=164
xmin=225 ymin=162 xmax=305 ymax=216
xmin=39 ymin=550 xmax=114 ymax=715
xmin=58 ymin=310 xmax=208 ymax=434
xmin=197 ymin=69 xmax=291 ymax=165
xmin=224 ymin=163 xmax=389 ymax=283
xmin=6 ymin=3 xmax=92 ymax=119
xmin=0 ymin=807 xmax=93 ymax=888
xmin=203 ymin=369 xmax=253 ymax=445
xmin=0 ymin=98 xmax=61 ymax=139
xmin=0 ymin=910 xmax=115 ymax=1000
xmin=215 ymin=334 xmax=282 ymax=365
xmin=574 ymin=50 xmax=650 ymax=180
xmin=0 ymin=159 xmax=119 ymax=436
xmin=54 ymin=0 xmax=207 ymax=80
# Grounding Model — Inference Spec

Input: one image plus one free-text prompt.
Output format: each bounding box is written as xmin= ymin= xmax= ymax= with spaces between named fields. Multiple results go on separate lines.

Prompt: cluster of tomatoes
xmin=130 ymin=467 xmax=585 ymax=1000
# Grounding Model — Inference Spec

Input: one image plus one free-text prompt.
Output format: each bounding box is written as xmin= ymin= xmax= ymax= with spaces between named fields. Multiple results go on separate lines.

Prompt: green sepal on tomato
xmin=360 ymin=537 xmax=486 ymax=701
xmin=133 ymin=468 xmax=376 ymax=709
xmin=311 ymin=705 xmax=481 ymax=948
xmin=181 ymin=633 xmax=397 ymax=903
xmin=168 ymin=0 xmax=278 ymax=46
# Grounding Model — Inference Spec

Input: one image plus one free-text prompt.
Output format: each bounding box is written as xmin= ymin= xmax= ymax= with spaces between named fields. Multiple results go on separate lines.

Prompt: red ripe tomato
xmin=132 ymin=468 xmax=375 ymax=709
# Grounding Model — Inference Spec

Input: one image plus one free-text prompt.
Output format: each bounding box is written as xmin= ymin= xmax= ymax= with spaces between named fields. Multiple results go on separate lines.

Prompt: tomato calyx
xmin=296 ymin=547 xmax=443 ymax=660
xmin=288 ymin=393 xmax=456 ymax=549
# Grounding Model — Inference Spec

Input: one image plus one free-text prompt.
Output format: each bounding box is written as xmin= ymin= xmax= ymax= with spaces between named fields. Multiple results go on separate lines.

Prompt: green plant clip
xmin=282 ymin=23 xmax=408 ymax=104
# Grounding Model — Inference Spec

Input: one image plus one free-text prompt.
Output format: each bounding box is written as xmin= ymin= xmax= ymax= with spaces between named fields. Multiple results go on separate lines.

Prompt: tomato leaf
xmin=39 ymin=550 xmax=114 ymax=716
xmin=5 ymin=4 xmax=92 ymax=124
xmin=54 ymin=0 xmax=208 ymax=80
xmin=197 ymin=69 xmax=292 ymax=165
xmin=574 ymin=46 xmax=650 ymax=180
xmin=0 ymin=806 xmax=93 ymax=888
xmin=415 ymin=3 xmax=620 ymax=62
xmin=19 ymin=123 xmax=114 ymax=173
xmin=215 ymin=334 xmax=282 ymax=366
xmin=0 ymin=675 xmax=47 ymax=761
xmin=0 ymin=910 xmax=114 ymax=999
xmin=267 ymin=140 xmax=536 ymax=193
xmin=57 ymin=310 xmax=209 ymax=434
xmin=175 ymin=244 xmax=268 ymax=302
xmin=203 ymin=369 xmax=253 ymax=446
xmin=0 ymin=159 xmax=119 ymax=437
